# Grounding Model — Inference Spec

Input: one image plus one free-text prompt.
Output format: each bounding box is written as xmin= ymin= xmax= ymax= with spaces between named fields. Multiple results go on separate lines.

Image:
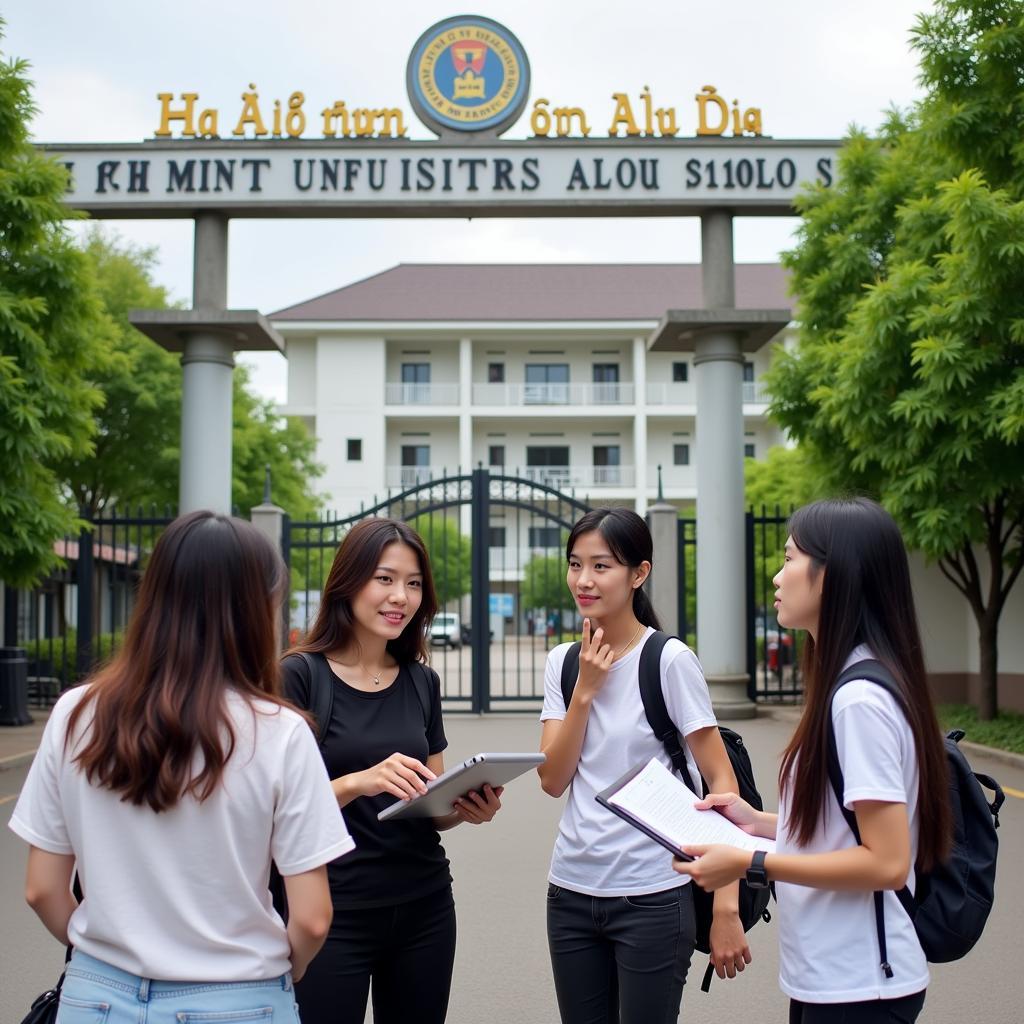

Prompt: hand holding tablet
xmin=378 ymin=752 xmax=545 ymax=821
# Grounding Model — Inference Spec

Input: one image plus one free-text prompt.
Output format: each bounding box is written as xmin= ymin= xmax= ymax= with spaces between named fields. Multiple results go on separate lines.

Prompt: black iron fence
xmin=4 ymin=507 xmax=175 ymax=706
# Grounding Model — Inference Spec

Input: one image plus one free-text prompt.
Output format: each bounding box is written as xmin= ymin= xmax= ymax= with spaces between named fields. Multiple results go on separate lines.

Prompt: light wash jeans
xmin=57 ymin=950 xmax=300 ymax=1023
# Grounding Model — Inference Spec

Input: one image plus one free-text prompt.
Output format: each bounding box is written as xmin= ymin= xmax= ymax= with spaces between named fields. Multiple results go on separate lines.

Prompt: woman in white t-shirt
xmin=538 ymin=507 xmax=749 ymax=1024
xmin=10 ymin=511 xmax=354 ymax=1023
xmin=673 ymin=498 xmax=951 ymax=1024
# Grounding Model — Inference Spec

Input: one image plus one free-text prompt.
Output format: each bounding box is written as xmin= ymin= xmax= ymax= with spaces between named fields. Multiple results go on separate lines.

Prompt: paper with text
xmin=608 ymin=757 xmax=775 ymax=854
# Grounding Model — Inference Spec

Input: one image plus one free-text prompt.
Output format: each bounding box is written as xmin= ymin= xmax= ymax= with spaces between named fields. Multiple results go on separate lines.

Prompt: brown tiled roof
xmin=271 ymin=263 xmax=789 ymax=322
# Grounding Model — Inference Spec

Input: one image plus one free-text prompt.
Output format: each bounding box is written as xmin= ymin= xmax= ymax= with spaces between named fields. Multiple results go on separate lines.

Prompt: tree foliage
xmin=57 ymin=229 xmax=324 ymax=521
xmin=411 ymin=514 xmax=471 ymax=605
xmin=522 ymin=553 xmax=569 ymax=614
xmin=768 ymin=0 xmax=1024 ymax=717
xmin=0 ymin=34 xmax=109 ymax=585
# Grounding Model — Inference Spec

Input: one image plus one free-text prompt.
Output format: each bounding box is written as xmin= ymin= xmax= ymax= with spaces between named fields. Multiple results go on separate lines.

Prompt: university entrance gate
xmin=285 ymin=468 xmax=591 ymax=712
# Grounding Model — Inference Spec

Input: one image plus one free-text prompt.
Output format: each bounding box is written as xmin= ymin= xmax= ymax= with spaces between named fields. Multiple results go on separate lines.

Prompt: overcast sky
xmin=5 ymin=0 xmax=934 ymax=402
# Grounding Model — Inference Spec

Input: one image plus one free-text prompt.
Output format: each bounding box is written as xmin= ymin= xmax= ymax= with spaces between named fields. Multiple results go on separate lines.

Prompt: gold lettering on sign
xmin=696 ymin=85 xmax=763 ymax=137
xmin=233 ymin=84 xmax=269 ymax=137
xmin=608 ymin=93 xmax=641 ymax=137
xmin=156 ymin=93 xmax=197 ymax=137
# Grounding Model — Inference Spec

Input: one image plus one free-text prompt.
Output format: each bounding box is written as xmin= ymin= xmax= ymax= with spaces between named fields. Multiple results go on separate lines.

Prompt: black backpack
xmin=826 ymin=659 xmax=1004 ymax=977
xmin=561 ymin=630 xmax=772 ymax=990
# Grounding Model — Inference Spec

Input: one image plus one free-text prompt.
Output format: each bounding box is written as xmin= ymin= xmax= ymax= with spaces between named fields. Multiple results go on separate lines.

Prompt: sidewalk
xmin=0 ymin=710 xmax=49 ymax=771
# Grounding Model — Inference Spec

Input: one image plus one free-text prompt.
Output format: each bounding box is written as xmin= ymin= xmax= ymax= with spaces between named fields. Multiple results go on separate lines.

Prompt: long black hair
xmin=566 ymin=507 xmax=662 ymax=630
xmin=779 ymin=497 xmax=951 ymax=870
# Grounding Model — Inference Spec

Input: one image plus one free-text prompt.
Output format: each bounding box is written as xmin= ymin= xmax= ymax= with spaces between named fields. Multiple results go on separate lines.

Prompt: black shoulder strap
xmin=408 ymin=661 xmax=434 ymax=730
xmin=826 ymin=657 xmax=907 ymax=980
xmin=298 ymin=652 xmax=333 ymax=753
xmin=638 ymin=631 xmax=700 ymax=795
xmin=560 ymin=642 xmax=583 ymax=710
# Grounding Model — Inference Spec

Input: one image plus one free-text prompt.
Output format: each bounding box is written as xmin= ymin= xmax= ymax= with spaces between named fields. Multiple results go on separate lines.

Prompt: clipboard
xmin=377 ymin=751 xmax=545 ymax=821
xmin=596 ymin=762 xmax=695 ymax=862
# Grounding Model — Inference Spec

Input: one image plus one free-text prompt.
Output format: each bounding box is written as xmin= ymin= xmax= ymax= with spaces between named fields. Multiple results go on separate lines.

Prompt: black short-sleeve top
xmin=281 ymin=652 xmax=451 ymax=909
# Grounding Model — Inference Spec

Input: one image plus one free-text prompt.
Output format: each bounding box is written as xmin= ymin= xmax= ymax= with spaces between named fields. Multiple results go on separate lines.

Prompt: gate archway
xmin=284 ymin=467 xmax=592 ymax=711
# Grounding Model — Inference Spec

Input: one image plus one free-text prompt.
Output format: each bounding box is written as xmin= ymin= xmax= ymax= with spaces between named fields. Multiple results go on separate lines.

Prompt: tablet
xmin=377 ymin=752 xmax=545 ymax=821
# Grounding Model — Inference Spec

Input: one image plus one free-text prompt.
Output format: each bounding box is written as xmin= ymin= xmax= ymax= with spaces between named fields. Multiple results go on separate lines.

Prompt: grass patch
xmin=936 ymin=704 xmax=1024 ymax=755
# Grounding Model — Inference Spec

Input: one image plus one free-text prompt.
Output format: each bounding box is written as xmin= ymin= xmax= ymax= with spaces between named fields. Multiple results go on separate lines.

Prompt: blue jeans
xmin=57 ymin=951 xmax=300 ymax=1023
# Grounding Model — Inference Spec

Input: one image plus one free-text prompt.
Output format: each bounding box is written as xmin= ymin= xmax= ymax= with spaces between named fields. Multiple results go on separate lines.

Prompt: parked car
xmin=429 ymin=613 xmax=462 ymax=648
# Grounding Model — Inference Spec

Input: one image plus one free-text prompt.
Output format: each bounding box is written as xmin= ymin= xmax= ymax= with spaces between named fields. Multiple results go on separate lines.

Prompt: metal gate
xmin=284 ymin=468 xmax=591 ymax=712
xmin=676 ymin=507 xmax=804 ymax=703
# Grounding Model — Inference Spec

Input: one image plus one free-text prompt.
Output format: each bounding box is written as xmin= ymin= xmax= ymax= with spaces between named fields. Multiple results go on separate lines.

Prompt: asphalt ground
xmin=2 ymin=711 xmax=1022 ymax=1022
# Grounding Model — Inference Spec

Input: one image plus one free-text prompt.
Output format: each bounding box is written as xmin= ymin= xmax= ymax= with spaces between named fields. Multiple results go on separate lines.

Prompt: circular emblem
xmin=406 ymin=15 xmax=530 ymax=135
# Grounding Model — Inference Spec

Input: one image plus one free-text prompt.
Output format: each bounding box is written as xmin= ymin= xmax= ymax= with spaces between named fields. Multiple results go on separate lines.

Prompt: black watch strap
xmin=746 ymin=849 xmax=769 ymax=889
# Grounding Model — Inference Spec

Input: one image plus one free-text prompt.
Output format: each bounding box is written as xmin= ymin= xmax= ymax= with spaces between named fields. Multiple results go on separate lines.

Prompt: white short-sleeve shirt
xmin=540 ymin=628 xmax=717 ymax=896
xmin=775 ymin=645 xmax=928 ymax=1003
xmin=9 ymin=685 xmax=354 ymax=982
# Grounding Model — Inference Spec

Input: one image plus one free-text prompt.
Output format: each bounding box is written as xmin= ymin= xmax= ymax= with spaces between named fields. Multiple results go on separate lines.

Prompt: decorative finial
xmin=657 ymin=464 xmax=664 ymax=502
xmin=263 ymin=464 xmax=272 ymax=504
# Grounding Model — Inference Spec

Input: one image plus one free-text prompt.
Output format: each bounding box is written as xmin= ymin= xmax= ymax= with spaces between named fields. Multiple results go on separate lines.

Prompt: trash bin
xmin=0 ymin=647 xmax=33 ymax=726
xmin=767 ymin=641 xmax=779 ymax=672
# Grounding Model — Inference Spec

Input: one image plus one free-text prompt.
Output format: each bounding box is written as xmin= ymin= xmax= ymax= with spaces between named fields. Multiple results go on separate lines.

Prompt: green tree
xmin=0 ymin=33 xmax=109 ymax=585
xmin=522 ymin=553 xmax=569 ymax=617
xmin=411 ymin=514 xmax=471 ymax=605
xmin=56 ymin=229 xmax=324 ymax=522
xmin=768 ymin=0 xmax=1024 ymax=718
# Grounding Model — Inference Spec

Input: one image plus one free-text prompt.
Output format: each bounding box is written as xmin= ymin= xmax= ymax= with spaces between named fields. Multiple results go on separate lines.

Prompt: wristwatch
xmin=746 ymin=850 xmax=769 ymax=889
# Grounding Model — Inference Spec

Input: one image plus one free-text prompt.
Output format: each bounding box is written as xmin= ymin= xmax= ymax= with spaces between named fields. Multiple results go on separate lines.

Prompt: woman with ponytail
xmin=537 ymin=508 xmax=747 ymax=1024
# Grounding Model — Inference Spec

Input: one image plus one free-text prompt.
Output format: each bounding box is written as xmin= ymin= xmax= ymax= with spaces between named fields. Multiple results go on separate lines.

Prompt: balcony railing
xmin=742 ymin=381 xmax=770 ymax=404
xmin=472 ymin=382 xmax=634 ymax=406
xmin=384 ymin=382 xmax=460 ymax=405
xmin=522 ymin=465 xmax=635 ymax=488
xmin=386 ymin=466 xmax=444 ymax=488
xmin=646 ymin=382 xmax=696 ymax=405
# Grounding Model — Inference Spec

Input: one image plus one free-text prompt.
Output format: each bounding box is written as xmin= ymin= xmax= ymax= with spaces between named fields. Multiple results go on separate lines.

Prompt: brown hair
xmin=779 ymin=498 xmax=951 ymax=871
xmin=290 ymin=517 xmax=437 ymax=665
xmin=66 ymin=511 xmax=291 ymax=813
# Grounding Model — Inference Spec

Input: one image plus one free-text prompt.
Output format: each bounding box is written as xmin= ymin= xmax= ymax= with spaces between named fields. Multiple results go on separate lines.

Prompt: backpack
xmin=270 ymin=653 xmax=436 ymax=917
xmin=826 ymin=659 xmax=1004 ymax=977
xmin=561 ymin=630 xmax=772 ymax=991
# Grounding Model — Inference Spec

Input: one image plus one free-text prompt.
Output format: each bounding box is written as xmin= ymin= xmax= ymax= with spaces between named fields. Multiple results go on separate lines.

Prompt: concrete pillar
xmin=180 ymin=214 xmax=233 ymax=514
xmin=646 ymin=500 xmax=679 ymax=633
xmin=696 ymin=211 xmax=755 ymax=718
xmin=632 ymin=336 xmax=648 ymax=515
xmin=250 ymin=495 xmax=287 ymax=645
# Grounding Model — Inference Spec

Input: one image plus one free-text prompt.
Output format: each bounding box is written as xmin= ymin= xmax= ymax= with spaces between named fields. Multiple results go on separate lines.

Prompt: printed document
xmin=608 ymin=757 xmax=775 ymax=853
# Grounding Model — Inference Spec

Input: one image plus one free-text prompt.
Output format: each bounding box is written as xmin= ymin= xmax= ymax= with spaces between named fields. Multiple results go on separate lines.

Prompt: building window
xmin=592 ymin=363 xmax=620 ymax=403
xmin=672 ymin=362 xmax=689 ymax=382
xmin=401 ymin=362 xmax=431 ymax=403
xmin=528 ymin=525 xmax=562 ymax=548
xmin=400 ymin=444 xmax=430 ymax=486
xmin=743 ymin=362 xmax=755 ymax=383
xmin=526 ymin=445 xmax=570 ymax=486
xmin=347 ymin=439 xmax=362 ymax=461
xmin=488 ymin=362 xmax=505 ymax=383
xmin=488 ymin=444 xmax=505 ymax=467
xmin=593 ymin=444 xmax=621 ymax=485
xmin=744 ymin=443 xmax=756 ymax=459
xmin=673 ymin=443 xmax=690 ymax=466
xmin=488 ymin=526 xmax=506 ymax=548
xmin=525 ymin=363 xmax=570 ymax=404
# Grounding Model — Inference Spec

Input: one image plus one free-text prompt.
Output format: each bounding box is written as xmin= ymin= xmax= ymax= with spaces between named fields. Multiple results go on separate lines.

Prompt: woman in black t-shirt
xmin=282 ymin=517 xmax=502 ymax=1024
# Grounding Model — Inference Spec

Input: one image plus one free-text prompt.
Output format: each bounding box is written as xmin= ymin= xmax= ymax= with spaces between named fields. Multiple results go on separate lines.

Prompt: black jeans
xmin=789 ymin=990 xmax=926 ymax=1023
xmin=546 ymin=882 xmax=697 ymax=1024
xmin=295 ymin=883 xmax=456 ymax=1024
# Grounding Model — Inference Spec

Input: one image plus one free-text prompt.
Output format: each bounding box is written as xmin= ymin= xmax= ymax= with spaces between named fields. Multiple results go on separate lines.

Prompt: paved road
xmin=2 ymin=712 xmax=1021 ymax=1022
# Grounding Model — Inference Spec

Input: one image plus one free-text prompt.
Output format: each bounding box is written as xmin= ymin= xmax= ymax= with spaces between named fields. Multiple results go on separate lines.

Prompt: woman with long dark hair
xmin=673 ymin=497 xmax=951 ymax=1023
xmin=537 ymin=507 xmax=748 ymax=1024
xmin=10 ymin=511 xmax=351 ymax=1022
xmin=282 ymin=516 xmax=503 ymax=1024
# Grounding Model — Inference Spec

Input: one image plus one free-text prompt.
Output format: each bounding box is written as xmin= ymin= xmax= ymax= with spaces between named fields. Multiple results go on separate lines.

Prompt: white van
xmin=429 ymin=612 xmax=462 ymax=648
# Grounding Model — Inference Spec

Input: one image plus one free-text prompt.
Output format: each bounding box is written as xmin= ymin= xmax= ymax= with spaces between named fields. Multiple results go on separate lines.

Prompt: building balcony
xmin=384 ymin=382 xmax=459 ymax=405
xmin=520 ymin=465 xmax=635 ymax=489
xmin=742 ymin=381 xmax=770 ymax=404
xmin=646 ymin=382 xmax=695 ymax=405
xmin=472 ymin=382 xmax=634 ymax=406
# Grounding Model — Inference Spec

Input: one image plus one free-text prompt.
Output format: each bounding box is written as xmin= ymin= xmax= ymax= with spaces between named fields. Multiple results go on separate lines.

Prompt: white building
xmin=272 ymin=263 xmax=791 ymax=515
